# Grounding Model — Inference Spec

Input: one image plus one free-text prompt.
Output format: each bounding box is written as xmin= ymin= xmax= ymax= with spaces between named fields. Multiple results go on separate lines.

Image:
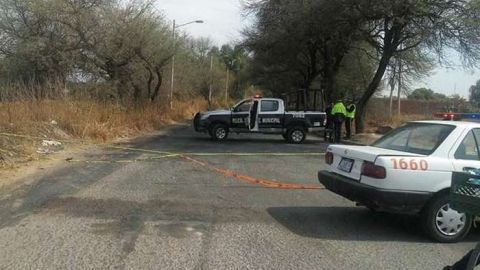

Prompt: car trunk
xmin=328 ymin=145 xmax=421 ymax=180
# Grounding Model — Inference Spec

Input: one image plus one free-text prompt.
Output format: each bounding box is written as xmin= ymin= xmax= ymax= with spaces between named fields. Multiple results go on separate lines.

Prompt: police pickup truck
xmin=319 ymin=121 xmax=480 ymax=243
xmin=194 ymin=96 xmax=326 ymax=143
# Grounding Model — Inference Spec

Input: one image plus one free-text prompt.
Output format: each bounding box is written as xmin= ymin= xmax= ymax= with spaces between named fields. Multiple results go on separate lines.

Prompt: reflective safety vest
xmin=331 ymin=102 xmax=347 ymax=116
xmin=346 ymin=105 xmax=356 ymax=119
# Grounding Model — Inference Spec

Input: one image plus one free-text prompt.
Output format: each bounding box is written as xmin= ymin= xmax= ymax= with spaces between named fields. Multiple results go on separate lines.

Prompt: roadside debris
xmin=37 ymin=140 xmax=63 ymax=155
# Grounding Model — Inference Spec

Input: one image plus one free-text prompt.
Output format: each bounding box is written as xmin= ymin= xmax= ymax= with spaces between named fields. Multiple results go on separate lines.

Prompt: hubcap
xmin=291 ymin=130 xmax=304 ymax=142
xmin=216 ymin=128 xmax=226 ymax=139
xmin=435 ymin=203 xmax=466 ymax=236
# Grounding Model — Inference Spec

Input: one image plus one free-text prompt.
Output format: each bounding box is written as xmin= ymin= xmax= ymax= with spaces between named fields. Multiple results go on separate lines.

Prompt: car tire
xmin=287 ymin=126 xmax=306 ymax=144
xmin=210 ymin=124 xmax=229 ymax=141
xmin=421 ymin=194 xmax=472 ymax=243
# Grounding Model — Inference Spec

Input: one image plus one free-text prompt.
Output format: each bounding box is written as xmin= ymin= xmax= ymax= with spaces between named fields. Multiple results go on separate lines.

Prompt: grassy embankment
xmin=0 ymin=98 xmax=209 ymax=169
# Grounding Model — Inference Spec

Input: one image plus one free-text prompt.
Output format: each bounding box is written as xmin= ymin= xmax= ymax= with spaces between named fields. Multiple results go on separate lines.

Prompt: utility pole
xmin=225 ymin=68 xmax=229 ymax=106
xmin=170 ymin=20 xmax=176 ymax=110
xmin=209 ymin=54 xmax=213 ymax=105
xmin=169 ymin=19 xmax=204 ymax=110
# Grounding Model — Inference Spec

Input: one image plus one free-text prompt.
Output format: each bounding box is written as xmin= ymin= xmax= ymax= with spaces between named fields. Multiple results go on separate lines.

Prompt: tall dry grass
xmin=364 ymin=112 xmax=429 ymax=132
xmin=0 ymin=98 xmax=208 ymax=167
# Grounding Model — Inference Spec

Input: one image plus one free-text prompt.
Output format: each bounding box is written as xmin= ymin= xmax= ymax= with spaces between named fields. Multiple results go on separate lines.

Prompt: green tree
xmin=408 ymin=88 xmax=436 ymax=100
xmin=0 ymin=0 xmax=176 ymax=103
xmin=469 ymin=80 xmax=480 ymax=108
xmin=244 ymin=0 xmax=362 ymax=102
xmin=353 ymin=0 xmax=480 ymax=132
xmin=220 ymin=44 xmax=248 ymax=101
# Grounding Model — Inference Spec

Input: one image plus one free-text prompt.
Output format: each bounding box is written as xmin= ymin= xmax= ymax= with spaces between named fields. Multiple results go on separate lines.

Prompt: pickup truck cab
xmin=194 ymin=97 xmax=326 ymax=143
xmin=319 ymin=121 xmax=480 ymax=242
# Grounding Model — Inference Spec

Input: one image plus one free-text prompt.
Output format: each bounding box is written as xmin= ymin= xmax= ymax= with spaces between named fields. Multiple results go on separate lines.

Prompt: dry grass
xmin=364 ymin=112 xmax=430 ymax=132
xmin=0 ymin=98 xmax=208 ymax=168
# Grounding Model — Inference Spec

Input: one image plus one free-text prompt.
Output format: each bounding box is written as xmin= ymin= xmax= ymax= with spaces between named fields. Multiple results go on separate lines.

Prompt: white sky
xmin=157 ymin=0 xmax=480 ymax=98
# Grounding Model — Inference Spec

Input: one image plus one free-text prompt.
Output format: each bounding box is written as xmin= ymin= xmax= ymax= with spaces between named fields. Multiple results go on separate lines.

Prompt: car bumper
xmin=193 ymin=113 xmax=209 ymax=132
xmin=318 ymin=170 xmax=432 ymax=214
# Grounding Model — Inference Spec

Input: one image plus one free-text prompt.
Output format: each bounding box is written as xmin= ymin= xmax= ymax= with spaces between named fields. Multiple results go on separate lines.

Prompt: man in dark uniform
xmin=324 ymin=103 xmax=334 ymax=142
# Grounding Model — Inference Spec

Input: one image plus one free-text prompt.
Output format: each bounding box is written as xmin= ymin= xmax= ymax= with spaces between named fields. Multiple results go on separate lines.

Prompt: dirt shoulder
xmin=0 ymin=124 xmax=179 ymax=195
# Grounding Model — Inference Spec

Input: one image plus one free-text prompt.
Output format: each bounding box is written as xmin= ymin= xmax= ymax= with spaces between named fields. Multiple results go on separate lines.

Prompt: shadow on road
xmin=267 ymin=206 xmax=480 ymax=243
xmin=119 ymin=124 xmax=329 ymax=153
xmin=190 ymin=136 xmax=323 ymax=145
xmin=0 ymin=149 xmax=145 ymax=230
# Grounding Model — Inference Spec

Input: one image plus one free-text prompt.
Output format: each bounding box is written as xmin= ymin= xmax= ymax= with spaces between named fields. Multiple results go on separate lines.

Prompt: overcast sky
xmin=157 ymin=0 xmax=480 ymax=98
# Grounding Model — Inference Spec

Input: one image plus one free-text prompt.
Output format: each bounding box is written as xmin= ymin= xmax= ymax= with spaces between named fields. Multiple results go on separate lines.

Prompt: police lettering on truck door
xmin=258 ymin=100 xmax=283 ymax=131
xmin=231 ymin=100 xmax=252 ymax=129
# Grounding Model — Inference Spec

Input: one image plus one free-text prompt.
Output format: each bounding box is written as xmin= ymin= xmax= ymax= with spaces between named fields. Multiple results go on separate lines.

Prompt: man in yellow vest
xmin=331 ymin=99 xmax=347 ymax=143
xmin=345 ymin=103 xmax=356 ymax=140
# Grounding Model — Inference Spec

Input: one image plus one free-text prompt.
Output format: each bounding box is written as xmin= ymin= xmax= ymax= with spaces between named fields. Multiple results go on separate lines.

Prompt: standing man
xmin=324 ymin=103 xmax=334 ymax=142
xmin=345 ymin=103 xmax=356 ymax=140
xmin=331 ymin=99 xmax=347 ymax=143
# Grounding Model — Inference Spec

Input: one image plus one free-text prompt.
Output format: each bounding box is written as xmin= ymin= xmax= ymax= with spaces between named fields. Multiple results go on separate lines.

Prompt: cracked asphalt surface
xmin=0 ymin=123 xmax=479 ymax=269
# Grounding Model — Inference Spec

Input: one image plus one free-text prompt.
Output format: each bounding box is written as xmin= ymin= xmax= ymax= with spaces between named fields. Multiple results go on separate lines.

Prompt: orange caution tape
xmin=182 ymin=156 xmax=323 ymax=190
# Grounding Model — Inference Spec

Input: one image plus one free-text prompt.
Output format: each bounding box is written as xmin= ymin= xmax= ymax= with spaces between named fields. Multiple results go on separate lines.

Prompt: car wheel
xmin=287 ymin=127 xmax=306 ymax=144
xmin=210 ymin=124 xmax=229 ymax=141
xmin=421 ymin=194 xmax=472 ymax=243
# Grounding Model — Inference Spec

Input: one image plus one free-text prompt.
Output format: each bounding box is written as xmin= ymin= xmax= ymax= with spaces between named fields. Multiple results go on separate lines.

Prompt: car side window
xmin=234 ymin=100 xmax=253 ymax=112
xmin=260 ymin=100 xmax=279 ymax=112
xmin=455 ymin=130 xmax=480 ymax=161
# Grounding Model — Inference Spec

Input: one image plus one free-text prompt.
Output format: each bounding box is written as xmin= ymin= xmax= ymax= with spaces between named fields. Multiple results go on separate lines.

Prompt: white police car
xmin=319 ymin=121 xmax=480 ymax=242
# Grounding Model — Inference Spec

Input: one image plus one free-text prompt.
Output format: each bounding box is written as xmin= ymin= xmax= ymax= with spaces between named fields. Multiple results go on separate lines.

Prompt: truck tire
xmin=421 ymin=194 xmax=472 ymax=243
xmin=287 ymin=126 xmax=306 ymax=144
xmin=210 ymin=124 xmax=229 ymax=141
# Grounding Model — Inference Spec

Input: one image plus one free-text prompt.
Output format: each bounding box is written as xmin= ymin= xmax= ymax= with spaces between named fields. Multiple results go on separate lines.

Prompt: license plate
xmin=338 ymin=158 xmax=354 ymax=173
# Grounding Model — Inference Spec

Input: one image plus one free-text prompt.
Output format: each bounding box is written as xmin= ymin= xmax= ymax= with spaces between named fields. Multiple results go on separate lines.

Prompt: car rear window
xmin=372 ymin=123 xmax=455 ymax=155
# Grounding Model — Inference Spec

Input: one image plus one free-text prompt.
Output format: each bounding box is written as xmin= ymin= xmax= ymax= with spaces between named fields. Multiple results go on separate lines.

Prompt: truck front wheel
xmin=287 ymin=127 xmax=306 ymax=144
xmin=421 ymin=194 xmax=472 ymax=243
xmin=210 ymin=124 xmax=229 ymax=141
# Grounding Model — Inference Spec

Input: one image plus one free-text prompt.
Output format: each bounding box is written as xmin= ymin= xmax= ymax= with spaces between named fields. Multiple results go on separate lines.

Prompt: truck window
xmin=261 ymin=100 xmax=279 ymax=112
xmin=373 ymin=123 xmax=455 ymax=155
xmin=234 ymin=100 xmax=253 ymax=112
xmin=455 ymin=130 xmax=480 ymax=161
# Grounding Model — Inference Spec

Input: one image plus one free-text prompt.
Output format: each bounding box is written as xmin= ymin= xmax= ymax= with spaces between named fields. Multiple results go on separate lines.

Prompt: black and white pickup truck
xmin=193 ymin=97 xmax=326 ymax=143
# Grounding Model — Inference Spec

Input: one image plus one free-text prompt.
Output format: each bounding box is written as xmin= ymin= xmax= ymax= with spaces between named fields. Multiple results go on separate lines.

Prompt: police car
xmin=193 ymin=96 xmax=326 ymax=143
xmin=319 ymin=121 xmax=480 ymax=242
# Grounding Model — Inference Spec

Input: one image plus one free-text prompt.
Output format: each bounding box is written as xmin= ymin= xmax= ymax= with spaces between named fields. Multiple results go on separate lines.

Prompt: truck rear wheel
xmin=287 ymin=127 xmax=306 ymax=144
xmin=421 ymin=194 xmax=472 ymax=243
xmin=210 ymin=124 xmax=229 ymax=141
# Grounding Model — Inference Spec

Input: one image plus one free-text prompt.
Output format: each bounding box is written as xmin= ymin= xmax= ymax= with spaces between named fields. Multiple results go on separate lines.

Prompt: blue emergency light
xmin=461 ymin=113 xmax=480 ymax=120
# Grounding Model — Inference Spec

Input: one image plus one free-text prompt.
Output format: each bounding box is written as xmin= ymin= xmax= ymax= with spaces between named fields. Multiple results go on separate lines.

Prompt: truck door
xmin=258 ymin=99 xmax=283 ymax=133
xmin=231 ymin=99 xmax=252 ymax=130
xmin=249 ymin=100 xmax=259 ymax=131
xmin=451 ymin=129 xmax=480 ymax=173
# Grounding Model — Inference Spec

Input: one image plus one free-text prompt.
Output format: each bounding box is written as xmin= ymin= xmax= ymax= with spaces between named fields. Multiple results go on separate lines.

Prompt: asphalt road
xmin=0 ymin=124 xmax=478 ymax=269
